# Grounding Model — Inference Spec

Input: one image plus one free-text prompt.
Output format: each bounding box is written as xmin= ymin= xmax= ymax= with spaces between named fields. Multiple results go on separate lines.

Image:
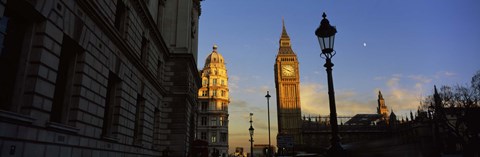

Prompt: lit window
xmin=220 ymin=117 xmax=224 ymax=126
xmin=211 ymin=132 xmax=217 ymax=143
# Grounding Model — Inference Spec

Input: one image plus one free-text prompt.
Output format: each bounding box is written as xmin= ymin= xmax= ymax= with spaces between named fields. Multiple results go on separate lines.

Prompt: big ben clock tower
xmin=274 ymin=20 xmax=302 ymax=145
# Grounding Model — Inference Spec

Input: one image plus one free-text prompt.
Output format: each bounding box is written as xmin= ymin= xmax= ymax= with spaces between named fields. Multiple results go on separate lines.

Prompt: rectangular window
xmin=0 ymin=10 xmax=30 ymax=110
xmin=211 ymin=117 xmax=217 ymax=126
xmin=212 ymin=90 xmax=217 ymax=97
xmin=114 ymin=1 xmax=127 ymax=34
xmin=221 ymin=90 xmax=225 ymax=97
xmin=51 ymin=35 xmax=82 ymax=123
xmin=134 ymin=93 xmax=146 ymax=145
xmin=140 ymin=36 xmax=149 ymax=63
xmin=201 ymin=132 xmax=206 ymax=140
xmin=203 ymin=79 xmax=207 ymax=86
xmin=220 ymin=133 xmax=227 ymax=142
xmin=0 ymin=17 xmax=8 ymax=55
xmin=209 ymin=102 xmax=215 ymax=110
xmin=212 ymin=79 xmax=217 ymax=85
xmin=211 ymin=132 xmax=217 ymax=143
xmin=201 ymin=102 xmax=208 ymax=111
xmin=201 ymin=90 xmax=207 ymax=96
xmin=201 ymin=117 xmax=207 ymax=126
xmin=157 ymin=0 xmax=165 ymax=32
xmin=102 ymin=72 xmax=122 ymax=138
xmin=157 ymin=60 xmax=163 ymax=79
xmin=219 ymin=117 xmax=224 ymax=126
xmin=153 ymin=108 xmax=161 ymax=149
xmin=221 ymin=80 xmax=224 ymax=85
xmin=221 ymin=102 xmax=227 ymax=111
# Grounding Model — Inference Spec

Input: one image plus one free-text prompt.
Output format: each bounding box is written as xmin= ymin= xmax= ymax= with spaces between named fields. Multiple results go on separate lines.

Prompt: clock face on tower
xmin=281 ymin=64 xmax=295 ymax=77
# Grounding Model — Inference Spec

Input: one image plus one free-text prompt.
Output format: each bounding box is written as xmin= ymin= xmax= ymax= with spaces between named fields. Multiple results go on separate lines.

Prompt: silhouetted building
xmin=300 ymin=92 xmax=393 ymax=152
xmin=345 ymin=114 xmax=383 ymax=126
xmin=274 ymin=20 xmax=302 ymax=147
xmin=197 ymin=45 xmax=230 ymax=157
xmin=0 ymin=0 xmax=202 ymax=156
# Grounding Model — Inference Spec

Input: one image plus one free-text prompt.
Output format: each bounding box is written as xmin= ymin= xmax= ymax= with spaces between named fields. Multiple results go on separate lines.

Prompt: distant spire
xmin=281 ymin=18 xmax=290 ymax=39
xmin=378 ymin=90 xmax=384 ymax=99
xmin=278 ymin=18 xmax=294 ymax=54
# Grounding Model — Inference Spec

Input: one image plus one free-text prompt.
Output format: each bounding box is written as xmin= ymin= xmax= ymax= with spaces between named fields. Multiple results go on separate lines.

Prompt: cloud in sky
xmin=301 ymin=71 xmax=456 ymax=118
xmin=375 ymin=72 xmax=456 ymax=117
xmin=300 ymin=82 xmax=376 ymax=116
xmin=434 ymin=71 xmax=456 ymax=79
xmin=228 ymin=75 xmax=240 ymax=93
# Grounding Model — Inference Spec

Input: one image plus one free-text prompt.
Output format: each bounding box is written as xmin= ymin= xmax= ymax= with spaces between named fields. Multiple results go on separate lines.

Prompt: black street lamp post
xmin=265 ymin=91 xmax=272 ymax=157
xmin=315 ymin=12 xmax=344 ymax=156
xmin=249 ymin=113 xmax=254 ymax=157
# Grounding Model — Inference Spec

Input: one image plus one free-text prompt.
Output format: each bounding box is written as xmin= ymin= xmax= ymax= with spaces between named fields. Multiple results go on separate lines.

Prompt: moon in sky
xmin=363 ymin=42 xmax=367 ymax=47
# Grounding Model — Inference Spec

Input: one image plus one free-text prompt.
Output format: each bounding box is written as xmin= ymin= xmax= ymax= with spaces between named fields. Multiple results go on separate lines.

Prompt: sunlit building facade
xmin=198 ymin=45 xmax=230 ymax=157
xmin=274 ymin=21 xmax=303 ymax=145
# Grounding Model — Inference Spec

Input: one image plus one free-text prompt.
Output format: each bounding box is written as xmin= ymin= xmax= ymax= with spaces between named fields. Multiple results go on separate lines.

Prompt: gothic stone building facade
xmin=0 ymin=0 xmax=202 ymax=156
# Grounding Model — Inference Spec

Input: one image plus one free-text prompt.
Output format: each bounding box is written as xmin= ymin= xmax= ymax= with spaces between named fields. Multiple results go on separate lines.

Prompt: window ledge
xmin=101 ymin=135 xmax=119 ymax=142
xmin=0 ymin=110 xmax=35 ymax=124
xmin=46 ymin=122 xmax=79 ymax=134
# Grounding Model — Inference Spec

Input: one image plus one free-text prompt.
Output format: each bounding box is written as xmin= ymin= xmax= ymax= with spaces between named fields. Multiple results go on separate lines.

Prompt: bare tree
xmin=421 ymin=71 xmax=480 ymax=155
xmin=440 ymin=85 xmax=454 ymax=108
xmin=453 ymin=84 xmax=475 ymax=108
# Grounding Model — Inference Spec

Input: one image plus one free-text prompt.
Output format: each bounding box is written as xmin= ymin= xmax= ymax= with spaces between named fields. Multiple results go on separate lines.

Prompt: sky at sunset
xmin=196 ymin=0 xmax=480 ymax=153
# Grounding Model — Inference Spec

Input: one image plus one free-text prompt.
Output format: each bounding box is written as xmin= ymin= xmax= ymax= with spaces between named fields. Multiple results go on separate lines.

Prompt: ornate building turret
xmin=198 ymin=45 xmax=229 ymax=157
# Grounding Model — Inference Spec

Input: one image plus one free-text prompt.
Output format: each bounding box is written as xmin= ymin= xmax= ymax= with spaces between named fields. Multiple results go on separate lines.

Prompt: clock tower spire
xmin=274 ymin=20 xmax=302 ymax=147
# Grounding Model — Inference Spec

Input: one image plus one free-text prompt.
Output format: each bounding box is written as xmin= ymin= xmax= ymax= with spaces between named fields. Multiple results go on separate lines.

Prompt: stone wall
xmin=0 ymin=0 xmax=200 ymax=156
